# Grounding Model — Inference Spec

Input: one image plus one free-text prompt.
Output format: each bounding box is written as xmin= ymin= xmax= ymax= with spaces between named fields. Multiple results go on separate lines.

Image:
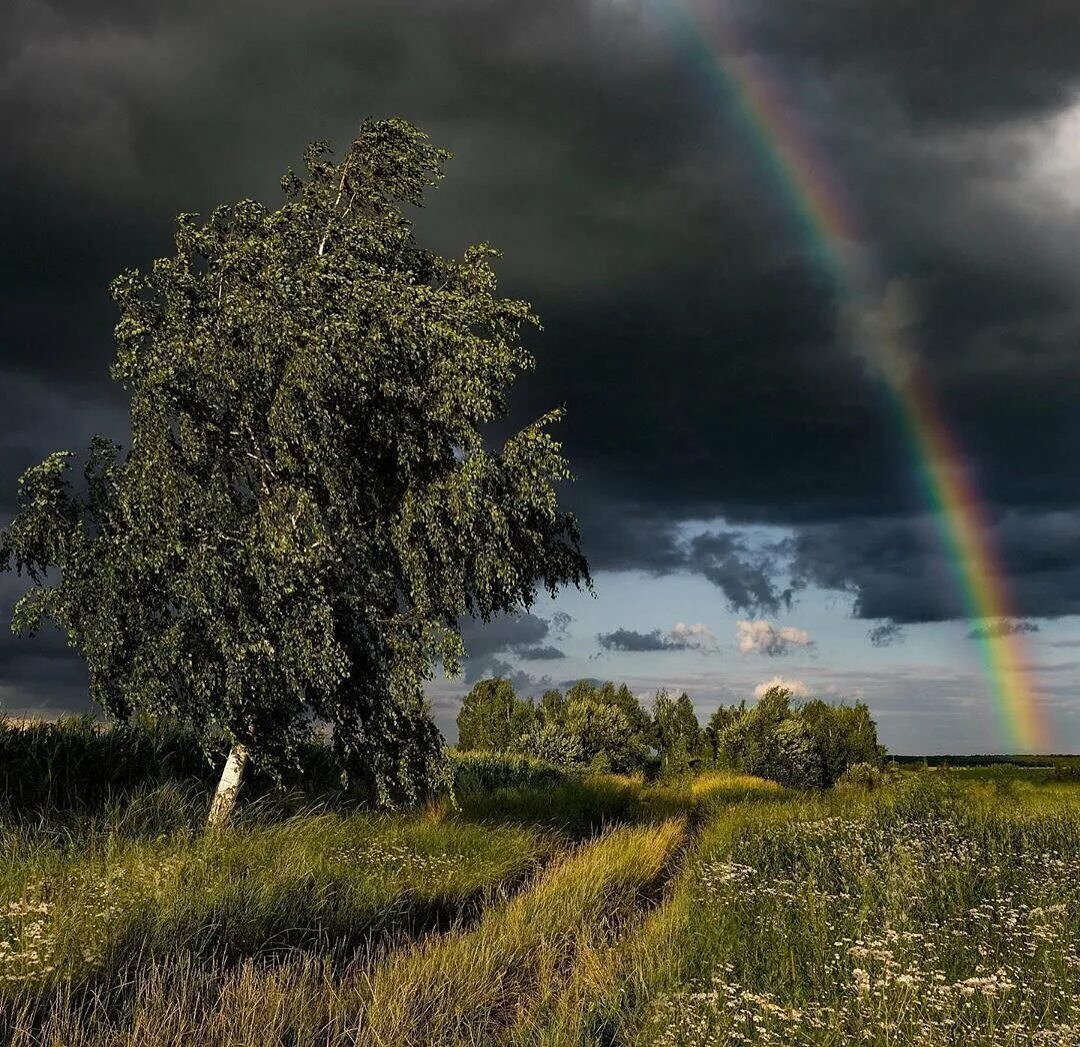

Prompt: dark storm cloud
xmin=792 ymin=511 xmax=1080 ymax=625
xmin=967 ymin=619 xmax=1040 ymax=641
xmin=462 ymin=658 xmax=553 ymax=696
xmin=686 ymin=532 xmax=797 ymax=616
xmin=868 ymin=623 xmax=905 ymax=648
xmin=458 ymin=610 xmax=568 ymax=684
xmin=0 ymin=371 xmax=127 ymax=518
xmin=596 ymin=628 xmax=674 ymax=653
xmin=741 ymin=0 xmax=1080 ymax=127
xmin=596 ymin=622 xmax=716 ymax=653
xmin=0 ymin=575 xmax=89 ymax=715
xmin=3 ymin=0 xmax=1080 ymax=652
xmin=514 ymin=645 xmax=565 ymax=661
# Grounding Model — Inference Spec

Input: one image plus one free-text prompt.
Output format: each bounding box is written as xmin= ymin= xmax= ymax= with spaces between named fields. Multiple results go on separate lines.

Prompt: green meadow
xmin=1 ymin=726 xmax=1079 ymax=1046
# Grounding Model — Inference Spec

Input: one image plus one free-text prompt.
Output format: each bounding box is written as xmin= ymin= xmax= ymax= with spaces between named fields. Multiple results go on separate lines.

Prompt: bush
xmin=835 ymin=761 xmax=890 ymax=791
xmin=448 ymin=750 xmax=570 ymax=795
xmin=509 ymin=721 xmax=586 ymax=768
xmin=713 ymin=687 xmax=885 ymax=790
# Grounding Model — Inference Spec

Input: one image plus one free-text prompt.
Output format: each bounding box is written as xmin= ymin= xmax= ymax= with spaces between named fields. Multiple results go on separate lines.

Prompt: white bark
xmin=207 ymin=743 xmax=248 ymax=829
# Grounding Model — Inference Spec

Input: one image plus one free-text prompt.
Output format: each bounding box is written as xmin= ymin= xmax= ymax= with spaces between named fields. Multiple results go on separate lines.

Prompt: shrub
xmin=448 ymin=750 xmax=570 ymax=795
xmin=835 ymin=761 xmax=890 ymax=791
xmin=714 ymin=687 xmax=884 ymax=790
xmin=509 ymin=721 xmax=586 ymax=768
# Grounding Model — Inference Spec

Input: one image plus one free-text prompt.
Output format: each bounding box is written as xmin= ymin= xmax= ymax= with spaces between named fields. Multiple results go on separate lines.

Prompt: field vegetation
xmin=2 ymin=712 xmax=1080 ymax=1045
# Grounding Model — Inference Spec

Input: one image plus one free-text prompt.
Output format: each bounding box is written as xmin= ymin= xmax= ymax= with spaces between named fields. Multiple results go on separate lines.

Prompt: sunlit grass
xmin=0 ymin=788 xmax=549 ymax=990
xmin=538 ymin=769 xmax=1080 ymax=1047
xmin=7 ymin=765 xmax=1080 ymax=1046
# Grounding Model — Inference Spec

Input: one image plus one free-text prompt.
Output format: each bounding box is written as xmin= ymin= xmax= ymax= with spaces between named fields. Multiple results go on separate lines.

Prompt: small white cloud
xmin=736 ymin=620 xmax=813 ymax=657
xmin=753 ymin=676 xmax=810 ymax=700
xmin=668 ymin=621 xmax=718 ymax=650
xmin=845 ymin=277 xmax=922 ymax=388
xmin=1026 ymin=95 xmax=1080 ymax=212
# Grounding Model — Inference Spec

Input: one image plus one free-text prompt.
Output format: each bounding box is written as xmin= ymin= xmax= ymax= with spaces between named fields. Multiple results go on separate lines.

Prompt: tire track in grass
xmin=0 ymin=776 xmax=760 ymax=1045
xmin=0 ymin=775 xmax=669 ymax=1044
xmin=503 ymin=773 xmax=794 ymax=1047
xmin=351 ymin=776 xmax=774 ymax=1047
xmin=349 ymin=819 xmax=687 ymax=1047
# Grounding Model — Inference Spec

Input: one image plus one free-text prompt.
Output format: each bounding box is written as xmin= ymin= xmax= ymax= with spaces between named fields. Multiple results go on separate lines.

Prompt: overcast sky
xmin=3 ymin=0 xmax=1080 ymax=753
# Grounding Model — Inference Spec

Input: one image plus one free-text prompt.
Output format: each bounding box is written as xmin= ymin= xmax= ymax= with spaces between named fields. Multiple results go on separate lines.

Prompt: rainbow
xmin=644 ymin=0 xmax=1048 ymax=751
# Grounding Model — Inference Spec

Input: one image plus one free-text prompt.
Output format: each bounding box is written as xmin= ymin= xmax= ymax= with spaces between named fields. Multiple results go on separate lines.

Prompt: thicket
xmin=0 ymin=716 xmax=393 ymax=818
xmin=707 ymin=685 xmax=884 ymax=788
xmin=456 ymin=678 xmax=883 ymax=790
xmin=455 ymin=679 xmax=707 ymax=777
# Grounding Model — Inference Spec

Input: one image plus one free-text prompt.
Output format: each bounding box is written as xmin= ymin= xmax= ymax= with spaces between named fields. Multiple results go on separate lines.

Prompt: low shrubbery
xmin=709 ymin=686 xmax=884 ymax=789
xmin=0 ymin=714 xmax=433 ymax=820
xmin=456 ymin=679 xmax=708 ymax=777
xmin=449 ymin=750 xmax=571 ymax=795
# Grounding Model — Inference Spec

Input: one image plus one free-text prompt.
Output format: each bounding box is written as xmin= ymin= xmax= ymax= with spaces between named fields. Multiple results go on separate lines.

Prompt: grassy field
xmin=3 ymin=758 xmax=1080 ymax=1044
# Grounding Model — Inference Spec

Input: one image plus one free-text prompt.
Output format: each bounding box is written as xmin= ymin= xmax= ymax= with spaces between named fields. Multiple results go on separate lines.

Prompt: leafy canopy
xmin=455 ymin=677 xmax=660 ymax=775
xmin=456 ymin=677 xmax=536 ymax=753
xmin=653 ymin=690 xmax=704 ymax=777
xmin=0 ymin=118 xmax=589 ymax=804
xmin=711 ymin=686 xmax=884 ymax=789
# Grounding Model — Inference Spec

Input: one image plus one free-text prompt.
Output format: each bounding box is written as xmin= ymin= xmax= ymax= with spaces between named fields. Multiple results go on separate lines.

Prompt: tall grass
xmin=0 ymin=820 xmax=684 ymax=1046
xmin=0 ymin=793 xmax=549 ymax=996
xmin=0 ymin=716 xmax=214 ymax=816
xmin=8 ymin=754 xmax=1080 ymax=1047
xmin=537 ymin=769 xmax=1080 ymax=1046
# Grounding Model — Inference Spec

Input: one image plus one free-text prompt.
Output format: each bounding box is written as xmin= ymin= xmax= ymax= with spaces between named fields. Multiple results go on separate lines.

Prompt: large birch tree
xmin=0 ymin=118 xmax=590 ymax=824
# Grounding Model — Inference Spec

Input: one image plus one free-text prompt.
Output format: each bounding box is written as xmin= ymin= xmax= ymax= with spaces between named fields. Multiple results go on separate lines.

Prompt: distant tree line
xmin=456 ymin=679 xmax=884 ymax=788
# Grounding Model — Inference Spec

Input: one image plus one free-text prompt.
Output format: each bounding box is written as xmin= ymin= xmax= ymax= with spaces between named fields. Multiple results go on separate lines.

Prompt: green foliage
xmin=713 ymin=686 xmax=884 ymax=789
xmin=705 ymin=701 xmax=745 ymax=761
xmin=455 ymin=678 xmax=536 ymax=752
xmin=448 ymin=749 xmax=569 ymax=794
xmin=456 ymin=679 xmax=718 ymax=779
xmin=798 ymin=697 xmax=885 ymax=786
xmin=557 ymin=690 xmax=649 ymax=773
xmin=652 ymin=690 xmax=704 ymax=780
xmin=0 ymin=118 xmax=589 ymax=805
xmin=535 ymin=680 xmax=654 ymax=773
xmin=0 ymin=716 xmax=213 ymax=815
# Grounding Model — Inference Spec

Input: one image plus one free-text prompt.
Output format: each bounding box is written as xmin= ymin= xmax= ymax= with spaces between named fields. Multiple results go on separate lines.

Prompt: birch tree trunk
xmin=207 ymin=743 xmax=248 ymax=829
